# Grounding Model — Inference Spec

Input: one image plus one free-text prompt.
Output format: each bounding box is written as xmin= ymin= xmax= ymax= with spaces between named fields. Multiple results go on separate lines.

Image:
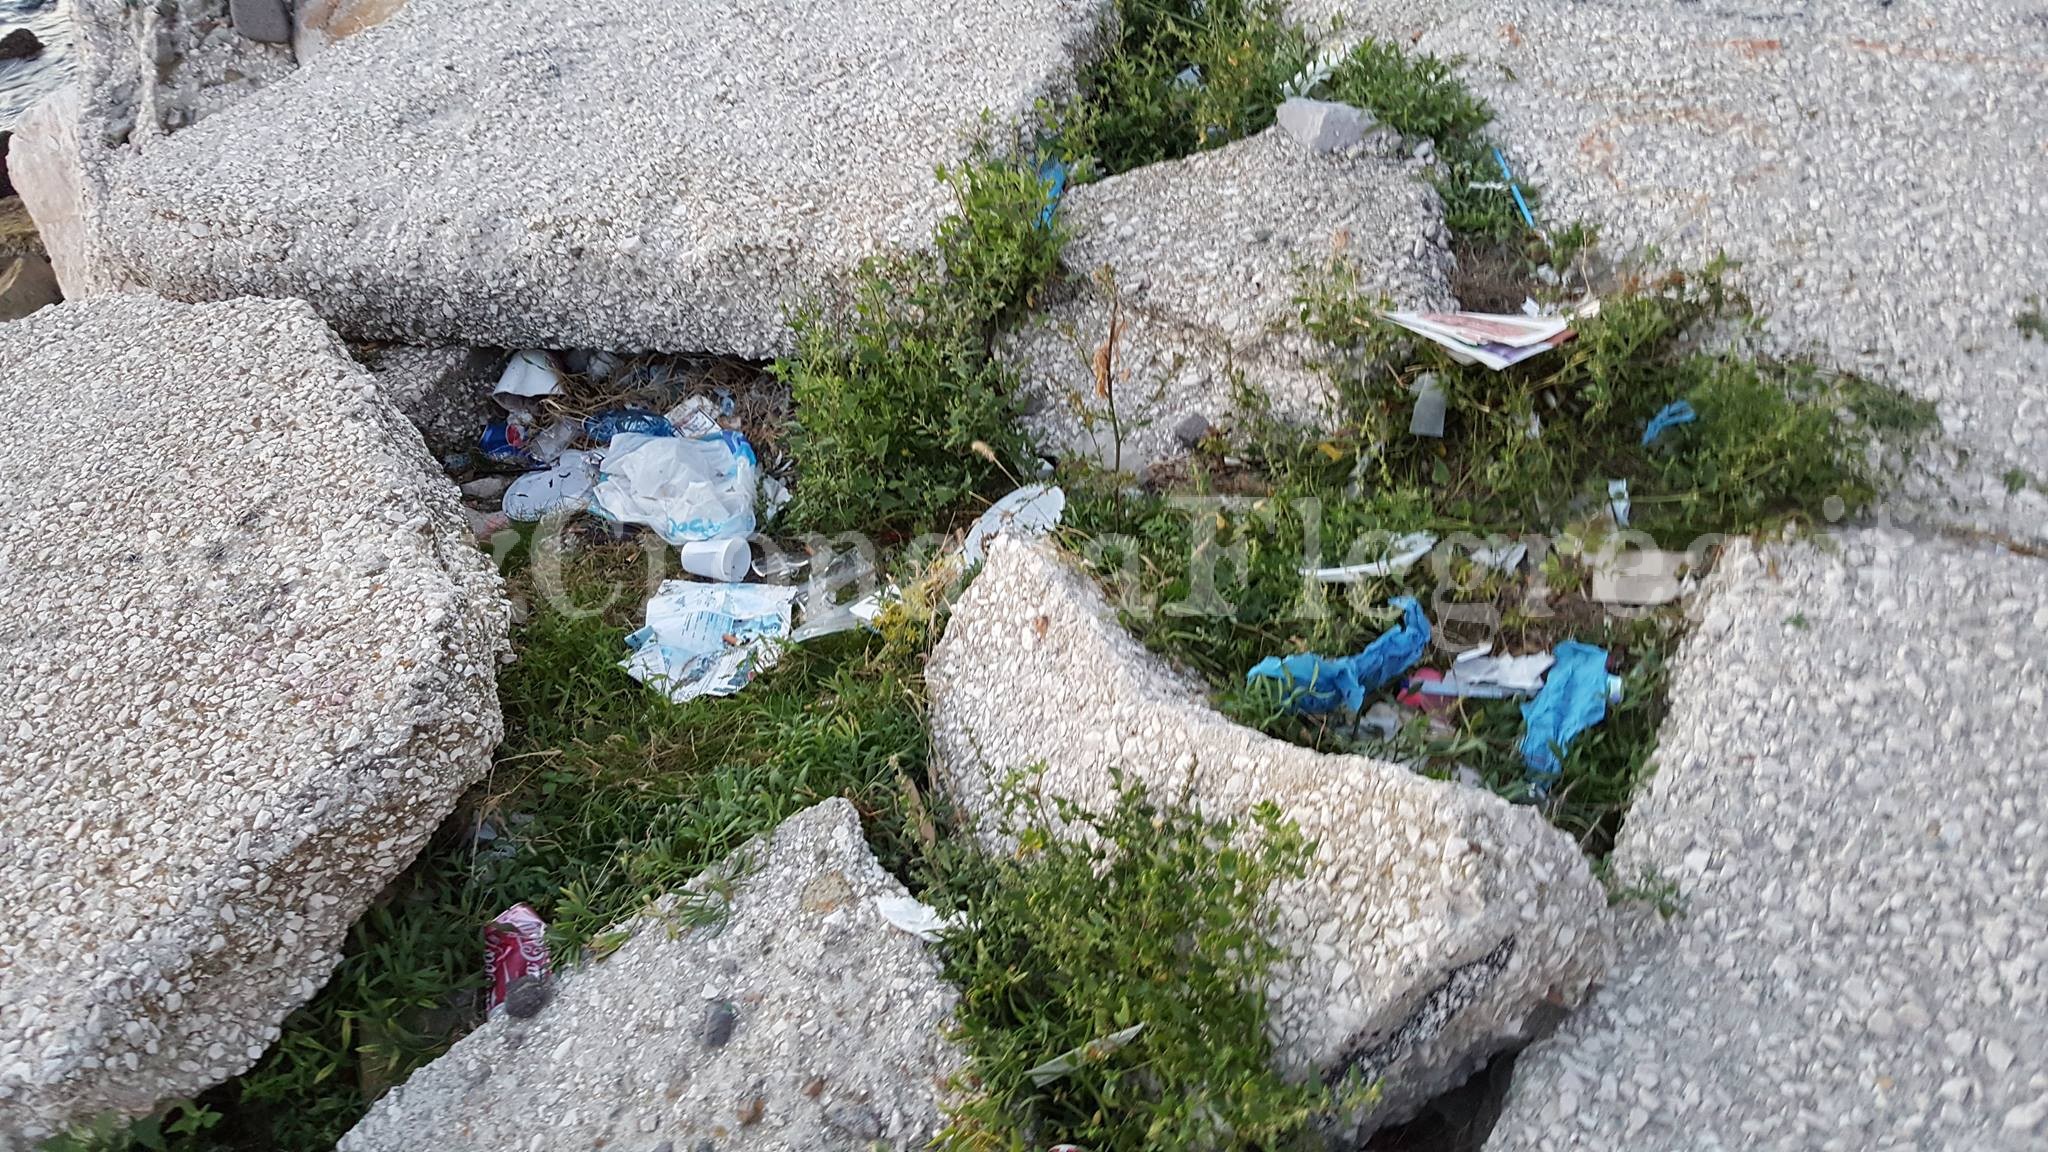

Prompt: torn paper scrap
xmin=1303 ymin=532 xmax=1437 ymax=583
xmin=622 ymin=581 xmax=799 ymax=704
xmin=873 ymin=894 xmax=961 ymax=944
xmin=963 ymin=484 xmax=1065 ymax=566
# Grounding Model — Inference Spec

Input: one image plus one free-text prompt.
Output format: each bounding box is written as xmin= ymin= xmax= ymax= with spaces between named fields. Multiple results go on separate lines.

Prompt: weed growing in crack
xmin=1054 ymin=0 xmax=1317 ymax=175
xmin=779 ymin=161 xmax=1064 ymax=535
xmin=1058 ymin=261 xmax=1937 ymax=854
xmin=931 ymin=775 xmax=1347 ymax=1152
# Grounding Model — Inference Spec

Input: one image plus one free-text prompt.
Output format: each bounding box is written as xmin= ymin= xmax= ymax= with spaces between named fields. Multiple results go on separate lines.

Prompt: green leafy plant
xmin=779 ymin=160 xmax=1064 ymax=534
xmin=1055 ymin=0 xmax=1316 ymax=175
xmin=934 ymin=776 xmax=1341 ymax=1151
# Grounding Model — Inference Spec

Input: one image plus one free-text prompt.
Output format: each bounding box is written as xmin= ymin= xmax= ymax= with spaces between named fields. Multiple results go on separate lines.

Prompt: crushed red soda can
xmin=485 ymin=903 xmax=551 ymax=1011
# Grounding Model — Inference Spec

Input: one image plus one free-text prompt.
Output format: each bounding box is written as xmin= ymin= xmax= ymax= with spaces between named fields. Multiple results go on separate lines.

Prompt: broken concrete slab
xmin=0 ymin=294 xmax=507 ymax=1144
xmin=999 ymin=127 xmax=1455 ymax=471
xmin=5 ymin=87 xmax=113 ymax=298
xmin=339 ymin=799 xmax=962 ymax=1152
xmin=354 ymin=343 xmax=497 ymax=456
xmin=926 ymin=537 xmax=1609 ymax=1136
xmin=1487 ymin=529 xmax=2048 ymax=1151
xmin=84 ymin=0 xmax=1108 ymax=357
xmin=1294 ymin=0 xmax=2048 ymax=539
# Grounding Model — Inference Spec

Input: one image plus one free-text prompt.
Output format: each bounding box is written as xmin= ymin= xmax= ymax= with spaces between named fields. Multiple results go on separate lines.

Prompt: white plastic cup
xmin=679 ymin=538 xmax=750 ymax=583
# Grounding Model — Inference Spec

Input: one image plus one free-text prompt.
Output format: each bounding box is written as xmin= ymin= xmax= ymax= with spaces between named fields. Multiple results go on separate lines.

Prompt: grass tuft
xmin=932 ymin=776 xmax=1344 ymax=1152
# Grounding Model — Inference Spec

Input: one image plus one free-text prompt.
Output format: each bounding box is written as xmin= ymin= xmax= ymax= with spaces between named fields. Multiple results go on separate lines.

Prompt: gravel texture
xmin=1001 ymin=126 xmax=1455 ymax=471
xmin=0 ymin=294 xmax=507 ymax=1144
xmin=339 ymin=799 xmax=962 ymax=1152
xmin=1292 ymin=0 xmax=2048 ymax=537
xmin=1486 ymin=529 xmax=2048 ymax=1151
xmin=5 ymin=86 xmax=103 ymax=297
xmin=89 ymin=0 xmax=1107 ymax=356
xmin=926 ymin=538 xmax=1610 ymax=1137
xmin=354 ymin=342 xmax=497 ymax=456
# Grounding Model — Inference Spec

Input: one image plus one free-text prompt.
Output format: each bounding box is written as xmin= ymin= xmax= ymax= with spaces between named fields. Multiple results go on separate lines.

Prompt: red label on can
xmin=485 ymin=902 xmax=551 ymax=1009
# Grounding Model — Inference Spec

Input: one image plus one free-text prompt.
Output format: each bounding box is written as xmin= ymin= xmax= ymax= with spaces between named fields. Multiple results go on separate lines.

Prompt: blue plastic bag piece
xmin=1248 ymin=596 xmax=1431 ymax=715
xmin=1036 ymin=158 xmax=1068 ymax=229
xmin=1248 ymin=652 xmax=1365 ymax=715
xmin=584 ymin=408 xmax=676 ymax=445
xmin=1519 ymin=641 xmax=1610 ymax=778
xmin=1641 ymin=400 xmax=1697 ymax=446
xmin=1346 ymin=595 xmax=1431 ymax=701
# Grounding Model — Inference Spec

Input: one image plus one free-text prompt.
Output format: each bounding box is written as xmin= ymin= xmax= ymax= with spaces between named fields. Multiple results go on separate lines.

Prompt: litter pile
xmin=1248 ymin=594 xmax=1623 ymax=788
xmin=455 ymin=349 xmax=1069 ymax=703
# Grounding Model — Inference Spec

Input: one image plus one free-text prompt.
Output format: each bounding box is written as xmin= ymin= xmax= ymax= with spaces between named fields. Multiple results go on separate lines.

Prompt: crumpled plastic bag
xmin=622 ymin=581 xmax=798 ymax=703
xmin=1519 ymin=640 xmax=1611 ymax=777
xmin=592 ymin=431 xmax=759 ymax=544
xmin=1248 ymin=596 xmax=1431 ymax=714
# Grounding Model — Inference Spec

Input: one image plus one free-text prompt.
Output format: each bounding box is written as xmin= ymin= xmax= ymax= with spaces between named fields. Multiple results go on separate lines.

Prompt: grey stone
xmin=926 ymin=538 xmax=1611 ymax=1137
xmin=338 ymin=800 xmax=962 ymax=1152
xmin=1171 ymin=411 xmax=1212 ymax=447
xmin=1275 ymin=96 xmax=1376 ymax=154
xmin=998 ymin=127 xmax=1455 ymax=471
xmin=0 ymin=27 xmax=43 ymax=61
xmin=501 ymin=976 xmax=549 ymax=1020
xmin=702 ymin=1000 xmax=737 ymax=1049
xmin=0 ymin=253 xmax=60 ymax=321
xmin=86 ymin=0 xmax=1109 ymax=357
xmin=1486 ymin=530 xmax=2048 ymax=1152
xmin=230 ymin=0 xmax=293 ymax=44
xmin=1292 ymin=0 xmax=2048 ymax=543
xmin=822 ymin=1099 xmax=883 ymax=1139
xmin=0 ymin=294 xmax=507 ymax=1145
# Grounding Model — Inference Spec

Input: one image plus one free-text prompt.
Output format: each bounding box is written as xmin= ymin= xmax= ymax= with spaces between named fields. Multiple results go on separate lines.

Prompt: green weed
xmin=2018 ymin=296 xmax=2046 ymax=341
xmin=933 ymin=776 xmax=1342 ymax=1151
xmin=1059 ymin=260 xmax=1934 ymax=852
xmin=1315 ymin=39 xmax=1528 ymax=241
xmin=779 ymin=161 xmax=1063 ymax=535
xmin=1054 ymin=0 xmax=1316 ymax=175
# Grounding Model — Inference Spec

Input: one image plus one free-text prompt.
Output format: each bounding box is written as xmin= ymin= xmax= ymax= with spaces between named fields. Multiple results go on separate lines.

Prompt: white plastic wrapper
xmin=591 ymin=431 xmax=759 ymax=544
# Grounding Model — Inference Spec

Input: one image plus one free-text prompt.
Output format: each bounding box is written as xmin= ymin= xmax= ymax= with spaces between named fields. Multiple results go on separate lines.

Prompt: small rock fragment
xmin=230 ymin=0 xmax=294 ymax=43
xmin=736 ymin=1095 xmax=765 ymax=1126
xmin=1172 ymin=412 xmax=1211 ymax=447
xmin=822 ymin=1100 xmax=883 ymax=1140
xmin=702 ymin=1000 xmax=737 ymax=1048
xmin=1275 ymin=97 xmax=1376 ymax=154
xmin=0 ymin=27 xmax=43 ymax=60
xmin=503 ymin=976 xmax=550 ymax=1020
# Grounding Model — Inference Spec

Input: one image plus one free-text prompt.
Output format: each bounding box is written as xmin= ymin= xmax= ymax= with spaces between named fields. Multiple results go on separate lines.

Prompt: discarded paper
xmin=1420 ymin=646 xmax=1555 ymax=699
xmin=963 ymin=484 xmax=1065 ymax=566
xmin=1384 ymin=310 xmax=1574 ymax=371
xmin=502 ymin=450 xmax=599 ymax=522
xmin=1024 ymin=1024 xmax=1148 ymax=1087
xmin=494 ymin=349 xmax=563 ymax=410
xmin=1303 ymin=532 xmax=1437 ymax=583
xmin=873 ymin=894 xmax=959 ymax=944
xmin=622 ymin=581 xmax=799 ymax=703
